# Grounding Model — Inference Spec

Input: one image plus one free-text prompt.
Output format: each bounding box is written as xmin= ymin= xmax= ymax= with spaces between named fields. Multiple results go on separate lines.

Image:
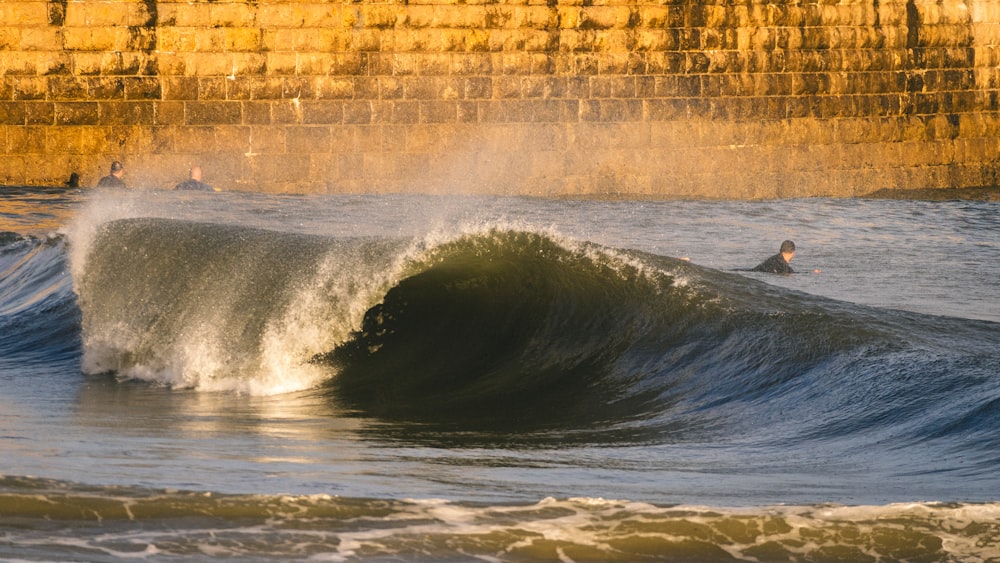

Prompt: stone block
xmin=249 ymin=77 xmax=283 ymax=101
xmin=7 ymin=125 xmax=45 ymax=154
xmin=194 ymin=76 xmax=229 ymax=101
xmin=403 ymin=6 xmax=434 ymax=28
xmin=224 ymin=28 xmax=264 ymax=52
xmin=99 ymin=101 xmax=154 ymax=125
xmin=86 ymin=76 xmax=125 ymax=100
xmin=240 ymin=101 xmax=269 ymax=125
xmin=0 ymin=28 xmax=21 ymax=51
xmin=54 ymin=102 xmax=99 ymax=125
xmin=360 ymin=5 xmax=400 ymax=29
xmin=124 ymin=77 xmax=161 ymax=100
xmin=287 ymin=126 xmax=332 ymax=153
xmin=186 ymin=101 xmax=242 ymax=125
xmin=353 ymin=77 xmax=379 ymax=100
xmin=403 ymin=76 xmax=444 ymax=100
xmin=44 ymin=125 xmax=85 ymax=154
xmin=579 ymin=6 xmax=632 ymax=30
xmin=187 ymin=53 xmax=236 ymax=77
xmin=313 ymin=29 xmax=349 ymax=53
xmin=163 ymin=126 xmax=207 ymax=154
xmin=343 ymin=101 xmax=373 ymax=124
xmin=302 ymin=100 xmax=343 ymax=124
xmin=19 ymin=27 xmax=61 ymax=52
xmin=74 ymin=27 xmax=124 ymax=52
xmin=281 ymin=75 xmax=317 ymax=100
xmin=154 ymin=53 xmax=186 ymax=76
xmin=418 ymin=53 xmax=452 ymax=75
xmin=0 ymin=155 xmax=26 ymax=183
xmin=457 ymin=101 xmax=479 ymax=123
xmin=329 ymin=53 xmax=365 ymax=75
xmin=67 ymin=1 xmax=125 ymax=27
xmin=206 ymin=3 xmax=256 ymax=28
xmin=350 ymin=30 xmax=381 ymax=52
xmin=69 ymin=53 xmax=107 ymax=76
xmin=296 ymin=29 xmax=334 ymax=53
xmin=558 ymin=7 xmax=582 ymax=30
xmin=495 ymin=52 xmax=529 ymax=75
xmin=258 ymin=4 xmax=306 ymax=28
xmin=244 ymin=125 xmax=283 ymax=154
xmin=271 ymin=153 xmax=311 ymax=183
xmin=300 ymin=4 xmax=342 ymax=28
xmin=513 ymin=6 xmax=558 ymax=29
xmin=47 ymin=76 xmax=88 ymax=101
xmin=163 ymin=77 xmax=198 ymax=101
xmin=0 ymin=52 xmax=32 ymax=76
xmin=265 ymin=53 xmax=298 ymax=75
xmin=0 ymin=2 xmax=54 ymax=27
xmin=155 ymin=101 xmax=185 ymax=125
xmin=125 ymin=27 xmax=155 ymax=52
xmin=227 ymin=77 xmax=253 ymax=101
xmin=0 ymin=102 xmax=26 ymax=125
xmin=420 ymin=101 xmax=456 ymax=123
xmin=442 ymin=5 xmax=490 ymax=28
xmin=390 ymin=101 xmax=419 ymax=124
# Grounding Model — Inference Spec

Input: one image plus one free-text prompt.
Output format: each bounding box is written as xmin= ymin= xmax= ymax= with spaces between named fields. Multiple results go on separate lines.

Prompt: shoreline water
xmin=2 ymin=475 xmax=999 ymax=561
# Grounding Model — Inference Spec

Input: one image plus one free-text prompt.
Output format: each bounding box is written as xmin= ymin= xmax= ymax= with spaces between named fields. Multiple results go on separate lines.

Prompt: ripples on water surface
xmin=0 ymin=186 xmax=998 ymax=560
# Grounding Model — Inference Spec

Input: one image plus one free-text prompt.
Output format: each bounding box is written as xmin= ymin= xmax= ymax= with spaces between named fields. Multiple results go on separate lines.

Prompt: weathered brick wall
xmin=1 ymin=0 xmax=999 ymax=197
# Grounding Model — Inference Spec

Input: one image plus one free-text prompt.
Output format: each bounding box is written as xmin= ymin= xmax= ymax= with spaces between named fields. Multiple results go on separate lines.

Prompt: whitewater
xmin=1 ymin=185 xmax=998 ymax=561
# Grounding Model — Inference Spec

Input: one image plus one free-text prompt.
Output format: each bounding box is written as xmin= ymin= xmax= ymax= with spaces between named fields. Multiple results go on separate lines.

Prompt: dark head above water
xmin=751 ymin=240 xmax=796 ymax=274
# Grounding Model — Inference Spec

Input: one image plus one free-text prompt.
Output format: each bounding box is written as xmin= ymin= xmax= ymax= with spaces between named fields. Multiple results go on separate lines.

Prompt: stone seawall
xmin=1 ymin=0 xmax=999 ymax=197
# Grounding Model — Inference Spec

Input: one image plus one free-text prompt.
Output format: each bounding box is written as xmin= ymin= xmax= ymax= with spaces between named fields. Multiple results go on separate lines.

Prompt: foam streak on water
xmin=1 ymin=477 xmax=999 ymax=561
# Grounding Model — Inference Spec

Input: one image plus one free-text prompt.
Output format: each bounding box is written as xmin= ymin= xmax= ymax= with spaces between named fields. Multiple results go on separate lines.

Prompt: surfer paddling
xmin=751 ymin=240 xmax=821 ymax=274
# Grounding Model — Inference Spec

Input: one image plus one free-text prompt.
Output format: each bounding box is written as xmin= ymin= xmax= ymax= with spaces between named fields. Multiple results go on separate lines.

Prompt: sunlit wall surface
xmin=0 ymin=0 xmax=998 ymax=196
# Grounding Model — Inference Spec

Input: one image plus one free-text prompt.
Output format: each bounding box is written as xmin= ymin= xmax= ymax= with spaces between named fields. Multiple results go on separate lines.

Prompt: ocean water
xmin=1 ymin=185 xmax=998 ymax=561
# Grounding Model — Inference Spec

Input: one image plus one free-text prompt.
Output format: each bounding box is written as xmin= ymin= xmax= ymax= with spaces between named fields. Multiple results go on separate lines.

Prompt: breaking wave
xmin=64 ymin=218 xmax=999 ymax=450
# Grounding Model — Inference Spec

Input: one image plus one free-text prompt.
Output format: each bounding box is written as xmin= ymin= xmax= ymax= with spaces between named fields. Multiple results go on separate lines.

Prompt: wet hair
xmin=780 ymin=240 xmax=796 ymax=253
xmin=110 ymin=161 xmax=123 ymax=172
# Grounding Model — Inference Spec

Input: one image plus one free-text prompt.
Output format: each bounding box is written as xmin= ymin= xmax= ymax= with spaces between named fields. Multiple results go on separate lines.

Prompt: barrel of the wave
xmin=318 ymin=230 xmax=725 ymax=431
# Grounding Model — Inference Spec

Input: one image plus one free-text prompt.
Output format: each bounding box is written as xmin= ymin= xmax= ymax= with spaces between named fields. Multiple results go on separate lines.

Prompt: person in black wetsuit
xmin=96 ymin=161 xmax=126 ymax=188
xmin=175 ymin=165 xmax=214 ymax=191
xmin=752 ymin=240 xmax=796 ymax=274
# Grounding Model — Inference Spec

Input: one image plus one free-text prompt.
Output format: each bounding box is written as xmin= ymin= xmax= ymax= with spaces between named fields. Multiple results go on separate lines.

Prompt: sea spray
xmin=72 ymin=218 xmax=397 ymax=394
